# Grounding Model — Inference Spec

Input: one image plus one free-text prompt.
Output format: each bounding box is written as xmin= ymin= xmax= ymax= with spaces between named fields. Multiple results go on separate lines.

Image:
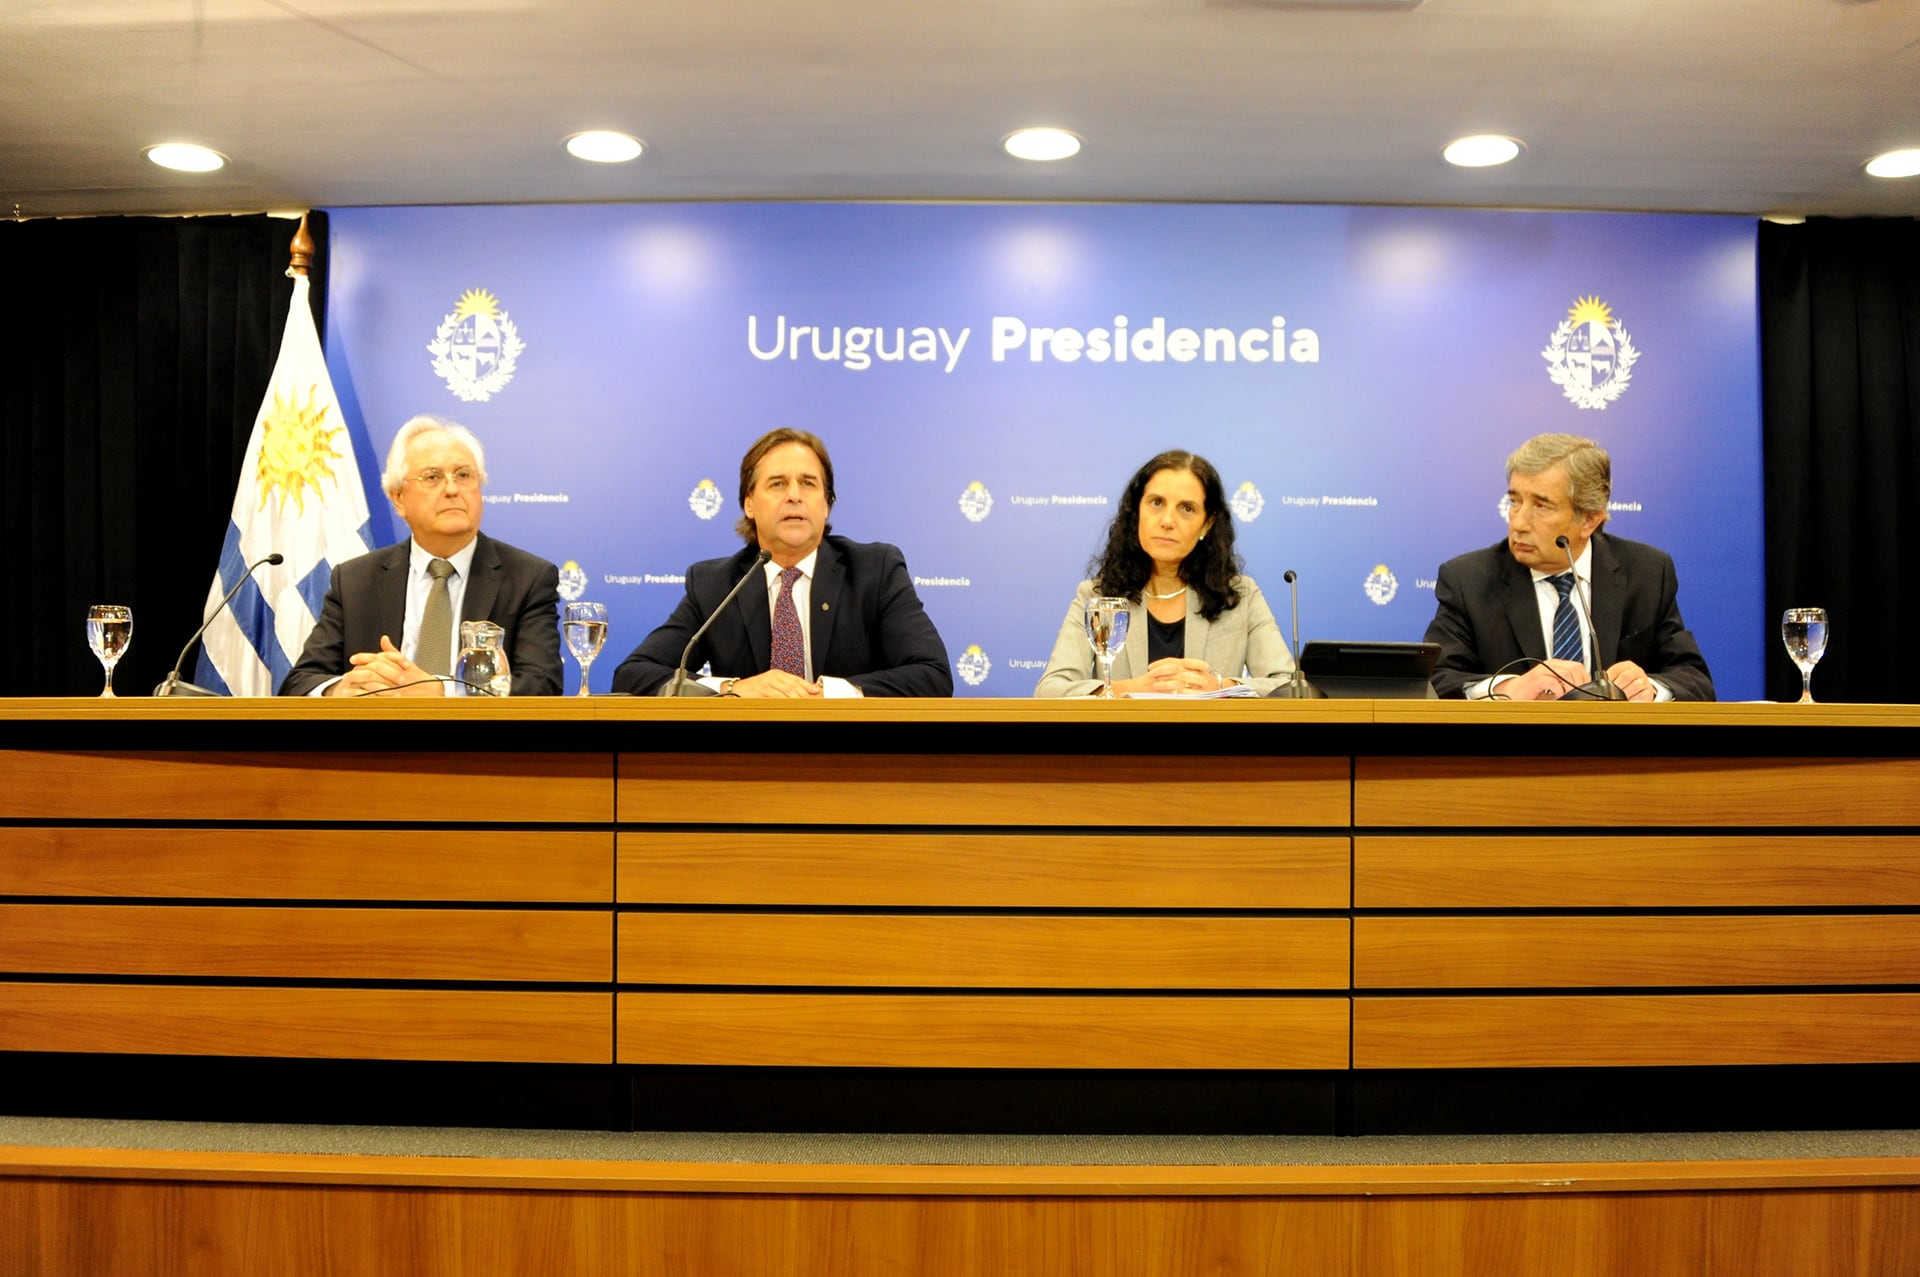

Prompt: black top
xmin=1147 ymin=613 xmax=1185 ymax=664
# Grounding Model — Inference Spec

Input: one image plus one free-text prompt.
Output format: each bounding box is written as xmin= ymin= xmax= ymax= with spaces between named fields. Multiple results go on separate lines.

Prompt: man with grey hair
xmin=281 ymin=415 xmax=562 ymax=696
xmin=1423 ymin=432 xmax=1714 ymax=701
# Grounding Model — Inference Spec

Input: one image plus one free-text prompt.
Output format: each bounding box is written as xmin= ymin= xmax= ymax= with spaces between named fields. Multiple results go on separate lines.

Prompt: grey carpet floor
xmin=4 ymin=1117 xmax=1918 ymax=1167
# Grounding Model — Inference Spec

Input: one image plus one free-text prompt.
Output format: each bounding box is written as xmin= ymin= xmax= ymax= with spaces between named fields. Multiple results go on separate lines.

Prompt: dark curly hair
xmin=1089 ymin=450 xmax=1243 ymax=621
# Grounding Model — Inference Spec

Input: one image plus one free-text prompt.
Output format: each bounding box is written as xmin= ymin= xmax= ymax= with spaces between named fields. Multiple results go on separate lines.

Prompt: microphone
xmin=667 ymin=549 xmax=773 ymax=697
xmin=1554 ymin=535 xmax=1625 ymax=701
xmin=155 ymin=552 xmax=285 ymax=697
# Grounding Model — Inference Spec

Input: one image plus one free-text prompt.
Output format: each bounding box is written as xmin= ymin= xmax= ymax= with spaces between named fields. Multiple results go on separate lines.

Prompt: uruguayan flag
xmin=194 ymin=272 xmax=373 ymax=695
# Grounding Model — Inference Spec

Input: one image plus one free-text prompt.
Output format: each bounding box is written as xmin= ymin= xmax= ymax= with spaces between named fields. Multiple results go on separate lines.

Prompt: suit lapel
xmin=1588 ymin=534 xmax=1625 ymax=667
xmin=461 ymin=533 xmax=501 ymax=624
xmin=375 ymin=542 xmax=411 ymax=645
xmin=736 ymin=550 xmax=773 ymax=672
xmin=809 ymin=541 xmax=844 ymax=675
xmin=1501 ymin=555 xmax=1548 ymax=662
xmin=1185 ymin=589 xmax=1213 ymax=672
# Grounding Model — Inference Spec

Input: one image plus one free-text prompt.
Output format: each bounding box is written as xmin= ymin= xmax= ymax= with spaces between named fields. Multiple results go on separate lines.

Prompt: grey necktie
xmin=417 ymin=558 xmax=456 ymax=676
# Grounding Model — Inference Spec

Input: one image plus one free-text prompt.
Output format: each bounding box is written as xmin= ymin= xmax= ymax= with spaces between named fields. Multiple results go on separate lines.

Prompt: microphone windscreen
xmin=266 ymin=552 xmax=286 ymax=565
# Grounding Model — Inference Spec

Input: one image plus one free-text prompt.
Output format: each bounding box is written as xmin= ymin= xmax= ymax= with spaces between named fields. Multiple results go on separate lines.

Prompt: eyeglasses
xmin=407 ymin=467 xmax=480 ymax=490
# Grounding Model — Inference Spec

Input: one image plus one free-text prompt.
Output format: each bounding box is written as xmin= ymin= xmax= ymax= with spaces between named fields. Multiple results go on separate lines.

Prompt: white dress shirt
xmin=404 ymin=537 xmax=478 ymax=682
xmin=307 ymin=536 xmax=477 ymax=696
xmin=1474 ymin=540 xmax=1669 ymax=701
xmin=698 ymin=548 xmax=861 ymax=697
xmin=1525 ymin=540 xmax=1594 ymax=673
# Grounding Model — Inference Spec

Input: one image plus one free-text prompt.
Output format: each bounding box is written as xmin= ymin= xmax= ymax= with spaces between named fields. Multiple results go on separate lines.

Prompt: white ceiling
xmin=3 ymin=0 xmax=1918 ymax=220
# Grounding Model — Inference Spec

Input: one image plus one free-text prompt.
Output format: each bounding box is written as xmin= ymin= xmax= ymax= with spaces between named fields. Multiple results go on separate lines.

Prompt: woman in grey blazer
xmin=1034 ymin=450 xmax=1295 ymax=697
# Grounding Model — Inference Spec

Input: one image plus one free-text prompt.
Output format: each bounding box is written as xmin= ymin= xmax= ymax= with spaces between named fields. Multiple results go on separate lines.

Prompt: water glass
xmin=564 ymin=602 xmax=608 ymax=697
xmin=1780 ymin=607 xmax=1828 ymax=704
xmin=86 ymin=604 xmax=132 ymax=697
xmin=1084 ymin=596 xmax=1131 ymax=697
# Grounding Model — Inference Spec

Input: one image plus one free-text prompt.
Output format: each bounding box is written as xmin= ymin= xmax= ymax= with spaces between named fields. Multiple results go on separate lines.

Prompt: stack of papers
xmin=1126 ymin=684 xmax=1262 ymax=700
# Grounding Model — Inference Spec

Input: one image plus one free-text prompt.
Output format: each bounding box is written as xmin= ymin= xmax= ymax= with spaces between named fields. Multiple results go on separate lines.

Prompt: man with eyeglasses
xmin=281 ymin=415 xmax=563 ymax=696
xmin=1422 ymin=432 xmax=1714 ymax=702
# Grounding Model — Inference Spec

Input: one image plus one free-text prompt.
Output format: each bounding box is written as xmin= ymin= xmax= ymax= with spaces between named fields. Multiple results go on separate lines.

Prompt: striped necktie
xmin=1548 ymin=572 xmax=1584 ymax=667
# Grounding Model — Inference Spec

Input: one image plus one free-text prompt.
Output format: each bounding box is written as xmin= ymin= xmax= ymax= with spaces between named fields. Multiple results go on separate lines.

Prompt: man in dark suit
xmin=280 ymin=416 xmax=562 ymax=697
xmin=1424 ymin=432 xmax=1714 ymax=701
xmin=611 ymin=428 xmax=951 ymax=697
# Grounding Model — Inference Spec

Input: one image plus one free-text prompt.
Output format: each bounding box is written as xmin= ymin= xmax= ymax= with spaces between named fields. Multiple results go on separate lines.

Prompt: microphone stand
xmin=1555 ymin=535 xmax=1625 ymax=700
xmin=156 ymin=552 xmax=285 ymax=697
xmin=667 ymin=549 xmax=772 ymax=696
xmin=1272 ymin=569 xmax=1317 ymax=698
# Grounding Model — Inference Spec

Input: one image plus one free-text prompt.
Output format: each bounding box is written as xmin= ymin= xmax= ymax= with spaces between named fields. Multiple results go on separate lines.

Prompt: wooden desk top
xmin=2 ymin=695 xmax=1914 ymax=729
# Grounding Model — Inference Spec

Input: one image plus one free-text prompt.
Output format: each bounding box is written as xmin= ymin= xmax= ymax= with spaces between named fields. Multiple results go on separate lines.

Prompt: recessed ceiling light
xmin=145 ymin=143 xmax=226 ymax=173
xmin=1864 ymin=148 xmax=1920 ymax=179
xmin=1004 ymin=128 xmax=1082 ymax=162
xmin=565 ymin=131 xmax=644 ymax=163
xmin=1442 ymin=135 xmax=1523 ymax=168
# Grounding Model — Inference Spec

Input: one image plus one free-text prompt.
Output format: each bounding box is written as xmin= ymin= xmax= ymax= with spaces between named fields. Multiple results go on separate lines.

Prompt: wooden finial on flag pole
xmin=287 ymin=212 xmax=314 ymax=278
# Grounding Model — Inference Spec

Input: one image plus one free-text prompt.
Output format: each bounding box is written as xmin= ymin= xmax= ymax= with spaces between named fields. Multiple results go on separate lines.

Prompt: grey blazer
xmin=1033 ymin=575 xmax=1295 ymax=697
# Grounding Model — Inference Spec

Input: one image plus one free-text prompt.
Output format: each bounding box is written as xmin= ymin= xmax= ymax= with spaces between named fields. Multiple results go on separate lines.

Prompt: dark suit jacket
xmin=1423 ymin=533 xmax=1715 ymax=701
xmin=610 ymin=536 xmax=952 ymax=697
xmin=279 ymin=533 xmax=563 ymax=696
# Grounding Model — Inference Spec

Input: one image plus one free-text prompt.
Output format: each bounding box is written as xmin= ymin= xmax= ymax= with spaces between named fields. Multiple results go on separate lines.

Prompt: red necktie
xmin=771 ymin=566 xmax=806 ymax=677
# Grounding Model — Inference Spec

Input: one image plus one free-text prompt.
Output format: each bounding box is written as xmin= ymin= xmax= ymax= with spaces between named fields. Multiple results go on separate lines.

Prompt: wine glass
xmin=1084 ymin=596 xmax=1132 ymax=697
xmin=1781 ymin=607 xmax=1828 ymax=704
xmin=563 ymin=602 xmax=608 ymax=697
xmin=86 ymin=604 xmax=132 ymax=698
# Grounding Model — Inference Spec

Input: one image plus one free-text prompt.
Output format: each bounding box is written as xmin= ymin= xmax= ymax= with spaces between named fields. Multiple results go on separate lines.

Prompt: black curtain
xmin=1760 ymin=217 xmax=1920 ymax=704
xmin=0 ymin=213 xmax=329 ymax=697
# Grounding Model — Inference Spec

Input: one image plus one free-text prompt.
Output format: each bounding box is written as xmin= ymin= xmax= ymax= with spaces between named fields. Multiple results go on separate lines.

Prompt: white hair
xmin=381 ymin=415 xmax=489 ymax=495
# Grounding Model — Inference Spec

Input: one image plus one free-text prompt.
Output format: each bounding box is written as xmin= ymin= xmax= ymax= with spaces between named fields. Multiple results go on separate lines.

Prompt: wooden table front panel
xmin=0 ymin=905 xmax=611 ymax=983
xmin=618 ymin=992 xmax=1350 ymax=1069
xmin=1354 ymin=915 xmax=1920 ymax=989
xmin=0 ymin=751 xmax=611 ymax=823
xmin=0 ymin=828 xmax=612 ymax=902
xmin=619 ymin=754 xmax=1349 ymax=827
xmin=1354 ymin=993 xmax=1920 ymax=1068
xmin=620 ymin=913 xmax=1350 ymax=990
xmin=1355 ymin=757 xmax=1920 ymax=828
xmin=619 ymin=832 xmax=1350 ymax=908
xmin=1355 ymin=835 xmax=1920 ymax=907
xmin=0 ymin=747 xmax=618 ymax=1063
xmin=0 ymin=984 xmax=612 ymax=1063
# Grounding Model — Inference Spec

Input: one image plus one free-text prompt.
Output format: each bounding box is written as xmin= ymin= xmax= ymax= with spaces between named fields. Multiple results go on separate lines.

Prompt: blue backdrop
xmin=323 ymin=203 xmax=1762 ymax=698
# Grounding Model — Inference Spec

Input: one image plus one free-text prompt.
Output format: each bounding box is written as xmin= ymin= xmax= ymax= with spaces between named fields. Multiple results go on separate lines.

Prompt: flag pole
xmin=288 ymin=212 xmax=313 ymax=278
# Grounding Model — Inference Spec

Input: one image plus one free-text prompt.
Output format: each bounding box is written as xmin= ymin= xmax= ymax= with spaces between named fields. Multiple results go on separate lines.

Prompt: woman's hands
xmin=1108 ymin=657 xmax=1227 ymax=696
